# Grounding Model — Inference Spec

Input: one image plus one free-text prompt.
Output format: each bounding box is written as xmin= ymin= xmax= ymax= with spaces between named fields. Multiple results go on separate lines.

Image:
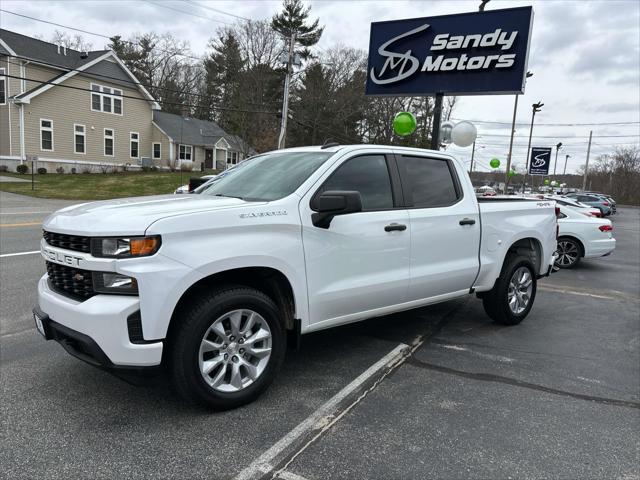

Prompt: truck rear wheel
xmin=168 ymin=286 xmax=286 ymax=410
xmin=482 ymin=255 xmax=537 ymax=325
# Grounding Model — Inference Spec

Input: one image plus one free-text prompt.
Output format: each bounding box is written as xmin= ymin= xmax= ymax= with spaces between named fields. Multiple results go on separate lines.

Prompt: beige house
xmin=0 ymin=29 xmax=251 ymax=172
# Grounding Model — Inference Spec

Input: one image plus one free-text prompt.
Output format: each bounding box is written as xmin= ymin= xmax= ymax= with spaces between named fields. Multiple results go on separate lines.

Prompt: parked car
xmin=585 ymin=192 xmax=617 ymax=214
xmin=174 ymin=174 xmax=217 ymax=194
xmin=544 ymin=195 xmax=603 ymax=218
xmin=555 ymin=204 xmax=615 ymax=268
xmin=35 ymin=145 xmax=558 ymax=409
xmin=564 ymin=193 xmax=612 ymax=216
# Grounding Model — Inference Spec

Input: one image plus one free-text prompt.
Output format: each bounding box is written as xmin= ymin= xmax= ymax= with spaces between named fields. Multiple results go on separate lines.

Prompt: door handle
xmin=385 ymin=223 xmax=407 ymax=232
xmin=459 ymin=218 xmax=476 ymax=226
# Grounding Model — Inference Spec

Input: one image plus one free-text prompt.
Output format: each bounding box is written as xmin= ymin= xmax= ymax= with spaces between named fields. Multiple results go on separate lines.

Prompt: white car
xmin=35 ymin=145 xmax=558 ymax=409
xmin=556 ymin=204 xmax=615 ymax=268
xmin=545 ymin=195 xmax=602 ymax=218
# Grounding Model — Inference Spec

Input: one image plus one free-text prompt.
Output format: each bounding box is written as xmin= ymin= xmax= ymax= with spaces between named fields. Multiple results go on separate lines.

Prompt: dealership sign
xmin=366 ymin=7 xmax=533 ymax=96
xmin=529 ymin=147 xmax=552 ymax=176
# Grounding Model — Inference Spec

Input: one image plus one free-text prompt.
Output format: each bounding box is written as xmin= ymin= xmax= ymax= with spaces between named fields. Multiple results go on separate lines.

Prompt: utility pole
xmin=553 ymin=142 xmax=562 ymax=175
xmin=522 ymin=101 xmax=543 ymax=193
xmin=277 ymin=33 xmax=296 ymax=150
xmin=582 ymin=130 xmax=593 ymax=191
xmin=563 ymin=154 xmax=571 ymax=175
xmin=505 ymin=71 xmax=532 ymax=189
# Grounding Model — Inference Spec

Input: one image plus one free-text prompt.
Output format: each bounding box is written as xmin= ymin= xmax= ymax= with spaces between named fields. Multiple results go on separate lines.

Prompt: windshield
xmin=192 ymin=159 xmax=253 ymax=194
xmin=200 ymin=151 xmax=333 ymax=201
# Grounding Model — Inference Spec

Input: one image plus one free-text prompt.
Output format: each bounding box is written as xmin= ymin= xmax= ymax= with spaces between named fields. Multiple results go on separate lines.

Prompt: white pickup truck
xmin=35 ymin=145 xmax=557 ymax=409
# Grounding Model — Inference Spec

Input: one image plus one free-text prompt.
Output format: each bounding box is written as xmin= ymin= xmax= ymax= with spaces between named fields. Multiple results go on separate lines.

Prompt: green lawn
xmin=0 ymin=171 xmax=218 ymax=200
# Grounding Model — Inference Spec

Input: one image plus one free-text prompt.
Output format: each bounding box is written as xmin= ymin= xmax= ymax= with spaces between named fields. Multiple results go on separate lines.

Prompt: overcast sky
xmin=2 ymin=0 xmax=639 ymax=173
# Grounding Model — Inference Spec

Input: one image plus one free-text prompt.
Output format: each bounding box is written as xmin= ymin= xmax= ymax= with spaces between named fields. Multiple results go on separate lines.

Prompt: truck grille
xmin=43 ymin=231 xmax=91 ymax=254
xmin=46 ymin=262 xmax=96 ymax=300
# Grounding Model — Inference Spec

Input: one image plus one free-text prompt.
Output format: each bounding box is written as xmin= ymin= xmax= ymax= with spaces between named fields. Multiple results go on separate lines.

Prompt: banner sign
xmin=365 ymin=7 xmax=533 ymax=96
xmin=529 ymin=147 xmax=552 ymax=176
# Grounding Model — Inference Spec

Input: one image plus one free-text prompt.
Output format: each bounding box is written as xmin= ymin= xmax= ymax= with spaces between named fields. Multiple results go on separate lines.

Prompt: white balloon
xmin=451 ymin=121 xmax=477 ymax=147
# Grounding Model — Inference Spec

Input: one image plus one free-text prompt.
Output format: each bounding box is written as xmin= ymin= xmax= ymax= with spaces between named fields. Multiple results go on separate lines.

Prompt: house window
xmin=179 ymin=144 xmax=192 ymax=161
xmin=91 ymin=83 xmax=123 ymax=115
xmin=104 ymin=128 xmax=114 ymax=156
xmin=226 ymin=151 xmax=238 ymax=165
xmin=0 ymin=68 xmax=6 ymax=105
xmin=130 ymin=132 xmax=139 ymax=158
xmin=74 ymin=124 xmax=86 ymax=154
xmin=153 ymin=142 xmax=161 ymax=159
xmin=40 ymin=119 xmax=53 ymax=151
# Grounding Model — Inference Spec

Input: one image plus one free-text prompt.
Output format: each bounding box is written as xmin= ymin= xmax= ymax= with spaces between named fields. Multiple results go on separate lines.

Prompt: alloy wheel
xmin=507 ymin=266 xmax=533 ymax=315
xmin=198 ymin=309 xmax=272 ymax=393
xmin=556 ymin=240 xmax=580 ymax=268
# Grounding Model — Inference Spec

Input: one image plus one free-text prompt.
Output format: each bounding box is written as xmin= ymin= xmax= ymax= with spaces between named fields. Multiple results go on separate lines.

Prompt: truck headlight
xmin=92 ymin=236 xmax=161 ymax=258
xmin=92 ymin=272 xmax=139 ymax=295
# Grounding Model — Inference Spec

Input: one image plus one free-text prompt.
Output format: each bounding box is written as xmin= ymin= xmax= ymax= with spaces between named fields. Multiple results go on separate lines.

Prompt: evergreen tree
xmin=271 ymin=0 xmax=324 ymax=60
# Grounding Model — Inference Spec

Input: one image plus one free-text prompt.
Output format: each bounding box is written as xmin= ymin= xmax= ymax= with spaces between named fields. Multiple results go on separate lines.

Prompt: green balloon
xmin=393 ymin=112 xmax=417 ymax=137
xmin=508 ymin=169 xmax=516 ymax=177
xmin=544 ymin=179 xmax=550 ymax=185
xmin=489 ymin=158 xmax=500 ymax=168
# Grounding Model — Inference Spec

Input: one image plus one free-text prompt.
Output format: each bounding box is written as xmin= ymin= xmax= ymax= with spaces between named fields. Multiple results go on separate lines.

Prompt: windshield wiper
xmin=213 ymin=194 xmax=245 ymax=200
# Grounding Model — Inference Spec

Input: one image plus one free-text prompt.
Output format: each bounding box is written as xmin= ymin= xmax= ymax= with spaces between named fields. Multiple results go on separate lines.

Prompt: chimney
xmin=81 ymin=51 xmax=89 ymax=59
xmin=63 ymin=46 xmax=67 ymax=56
xmin=57 ymin=44 xmax=60 ymax=54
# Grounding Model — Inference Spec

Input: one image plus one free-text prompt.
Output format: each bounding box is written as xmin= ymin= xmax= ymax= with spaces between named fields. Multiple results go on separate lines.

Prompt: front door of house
xmin=205 ymin=149 xmax=214 ymax=169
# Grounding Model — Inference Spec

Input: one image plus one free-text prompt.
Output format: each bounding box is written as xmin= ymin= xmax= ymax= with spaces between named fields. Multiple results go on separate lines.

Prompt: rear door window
xmin=397 ymin=156 xmax=460 ymax=208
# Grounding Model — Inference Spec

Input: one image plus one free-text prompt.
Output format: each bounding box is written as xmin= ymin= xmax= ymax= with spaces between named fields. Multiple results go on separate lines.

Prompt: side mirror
xmin=311 ymin=190 xmax=362 ymax=228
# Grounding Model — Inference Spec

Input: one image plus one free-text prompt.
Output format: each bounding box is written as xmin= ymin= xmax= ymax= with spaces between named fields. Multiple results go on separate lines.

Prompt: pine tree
xmin=271 ymin=0 xmax=324 ymax=59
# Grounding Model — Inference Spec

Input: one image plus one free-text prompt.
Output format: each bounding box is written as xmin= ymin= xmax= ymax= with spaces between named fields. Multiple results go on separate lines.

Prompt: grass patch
xmin=0 ymin=171 xmax=218 ymax=200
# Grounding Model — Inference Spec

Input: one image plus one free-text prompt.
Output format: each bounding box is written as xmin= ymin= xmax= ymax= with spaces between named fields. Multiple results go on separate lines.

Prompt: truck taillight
xmin=599 ymin=225 xmax=613 ymax=232
xmin=555 ymin=206 xmax=561 ymax=218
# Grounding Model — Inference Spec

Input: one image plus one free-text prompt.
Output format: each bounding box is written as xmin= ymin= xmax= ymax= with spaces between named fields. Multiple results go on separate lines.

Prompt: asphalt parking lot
xmin=1 ymin=191 xmax=639 ymax=479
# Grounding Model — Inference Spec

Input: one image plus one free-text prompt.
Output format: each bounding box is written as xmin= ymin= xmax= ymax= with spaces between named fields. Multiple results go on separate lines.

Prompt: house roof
xmin=1 ymin=29 xmax=160 ymax=109
xmin=153 ymin=111 xmax=254 ymax=153
xmin=0 ymin=29 xmax=108 ymax=70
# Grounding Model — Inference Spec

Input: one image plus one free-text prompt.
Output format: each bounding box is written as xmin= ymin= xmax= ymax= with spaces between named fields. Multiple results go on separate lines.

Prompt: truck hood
xmin=43 ymin=194 xmax=252 ymax=236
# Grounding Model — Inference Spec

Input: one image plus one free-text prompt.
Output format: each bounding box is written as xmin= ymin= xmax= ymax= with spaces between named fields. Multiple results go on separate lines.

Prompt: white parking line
xmin=234 ymin=343 xmax=411 ymax=480
xmin=0 ymin=250 xmax=40 ymax=258
xmin=275 ymin=472 xmax=312 ymax=480
xmin=538 ymin=285 xmax=632 ymax=301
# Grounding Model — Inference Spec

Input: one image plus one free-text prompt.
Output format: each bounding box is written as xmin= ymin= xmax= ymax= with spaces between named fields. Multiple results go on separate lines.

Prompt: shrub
xmin=71 ymin=167 xmax=77 ymax=174
xmin=180 ymin=161 xmax=194 ymax=172
xmin=56 ymin=166 xmax=65 ymax=174
xmin=150 ymin=166 xmax=159 ymax=172
xmin=141 ymin=166 xmax=151 ymax=172
xmin=16 ymin=164 xmax=28 ymax=174
xmin=82 ymin=167 xmax=92 ymax=174
xmin=37 ymin=167 xmax=47 ymax=174
xmin=0 ymin=165 xmax=8 ymax=172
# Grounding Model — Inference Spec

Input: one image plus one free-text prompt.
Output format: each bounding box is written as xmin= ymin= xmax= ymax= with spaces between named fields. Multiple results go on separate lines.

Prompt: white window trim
xmin=74 ymin=123 xmax=86 ymax=155
xmin=130 ymin=131 xmax=140 ymax=159
xmin=91 ymin=83 xmax=124 ymax=116
xmin=152 ymin=142 xmax=162 ymax=160
xmin=104 ymin=128 xmax=114 ymax=157
xmin=178 ymin=144 xmax=193 ymax=161
xmin=40 ymin=118 xmax=54 ymax=152
xmin=0 ymin=68 xmax=6 ymax=105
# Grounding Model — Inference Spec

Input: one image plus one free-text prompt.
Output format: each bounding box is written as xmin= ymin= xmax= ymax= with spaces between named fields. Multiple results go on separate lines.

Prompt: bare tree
xmin=50 ymin=30 xmax=93 ymax=51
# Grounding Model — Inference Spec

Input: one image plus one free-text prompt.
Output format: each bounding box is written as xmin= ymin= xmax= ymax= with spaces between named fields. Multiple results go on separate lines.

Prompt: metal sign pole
xmin=582 ymin=130 xmax=593 ymax=191
xmin=430 ymin=93 xmax=444 ymax=150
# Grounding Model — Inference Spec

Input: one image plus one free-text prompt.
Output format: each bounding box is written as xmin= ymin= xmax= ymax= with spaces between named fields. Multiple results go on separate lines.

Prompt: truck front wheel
xmin=168 ymin=286 xmax=286 ymax=410
xmin=482 ymin=255 xmax=537 ymax=325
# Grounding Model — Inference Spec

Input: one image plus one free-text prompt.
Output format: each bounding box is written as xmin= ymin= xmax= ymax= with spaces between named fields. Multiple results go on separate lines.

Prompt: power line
xmin=182 ymin=0 xmax=250 ymax=21
xmin=480 ymin=133 xmax=640 ymax=139
xmin=4 ymin=73 xmax=278 ymax=115
xmin=142 ymin=0 xmax=232 ymax=25
xmin=450 ymin=117 xmax=640 ymax=127
xmin=0 ymin=8 xmax=203 ymax=61
xmin=4 ymin=56 xmax=272 ymax=110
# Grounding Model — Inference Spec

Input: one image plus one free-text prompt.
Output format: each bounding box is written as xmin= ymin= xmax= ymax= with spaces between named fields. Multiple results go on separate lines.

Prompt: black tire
xmin=168 ymin=286 xmax=286 ymax=410
xmin=482 ymin=255 xmax=537 ymax=326
xmin=555 ymin=237 xmax=582 ymax=269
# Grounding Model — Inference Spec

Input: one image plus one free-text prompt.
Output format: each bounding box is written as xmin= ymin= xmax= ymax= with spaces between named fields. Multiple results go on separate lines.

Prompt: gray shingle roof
xmin=153 ymin=111 xmax=253 ymax=152
xmin=0 ymin=29 xmax=108 ymax=70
